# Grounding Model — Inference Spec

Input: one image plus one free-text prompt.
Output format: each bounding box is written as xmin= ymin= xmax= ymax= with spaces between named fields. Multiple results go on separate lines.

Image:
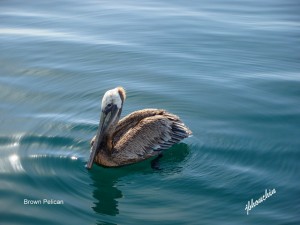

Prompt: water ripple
xmin=0 ymin=27 xmax=131 ymax=46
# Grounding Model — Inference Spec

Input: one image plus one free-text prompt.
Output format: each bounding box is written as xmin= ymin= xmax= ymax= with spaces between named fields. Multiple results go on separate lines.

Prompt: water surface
xmin=0 ymin=0 xmax=299 ymax=224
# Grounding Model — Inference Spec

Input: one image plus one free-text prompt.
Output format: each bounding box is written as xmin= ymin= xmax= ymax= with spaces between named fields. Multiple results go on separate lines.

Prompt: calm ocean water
xmin=0 ymin=0 xmax=299 ymax=224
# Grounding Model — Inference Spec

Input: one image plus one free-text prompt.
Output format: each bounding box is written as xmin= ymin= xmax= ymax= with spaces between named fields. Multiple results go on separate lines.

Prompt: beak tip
xmin=87 ymin=146 xmax=98 ymax=170
xmin=85 ymin=164 xmax=91 ymax=170
xmin=86 ymin=159 xmax=94 ymax=170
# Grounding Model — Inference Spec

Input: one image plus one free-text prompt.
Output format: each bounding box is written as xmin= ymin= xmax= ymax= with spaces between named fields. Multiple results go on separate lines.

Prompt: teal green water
xmin=0 ymin=0 xmax=300 ymax=224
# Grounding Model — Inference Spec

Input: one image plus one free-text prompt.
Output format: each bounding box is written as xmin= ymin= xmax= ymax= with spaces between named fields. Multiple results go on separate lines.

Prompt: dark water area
xmin=0 ymin=0 xmax=299 ymax=224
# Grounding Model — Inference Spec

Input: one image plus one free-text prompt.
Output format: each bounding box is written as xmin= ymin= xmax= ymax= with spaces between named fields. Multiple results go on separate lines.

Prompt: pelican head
xmin=86 ymin=87 xmax=126 ymax=169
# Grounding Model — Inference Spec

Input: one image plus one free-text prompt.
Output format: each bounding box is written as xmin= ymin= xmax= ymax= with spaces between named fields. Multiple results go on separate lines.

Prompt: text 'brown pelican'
xmin=86 ymin=87 xmax=192 ymax=169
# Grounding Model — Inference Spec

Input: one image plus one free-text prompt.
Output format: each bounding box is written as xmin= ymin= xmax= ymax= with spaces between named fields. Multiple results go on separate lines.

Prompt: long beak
xmin=86 ymin=105 xmax=119 ymax=169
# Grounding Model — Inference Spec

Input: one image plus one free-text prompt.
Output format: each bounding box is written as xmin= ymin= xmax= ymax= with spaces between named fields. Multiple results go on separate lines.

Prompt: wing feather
xmin=112 ymin=112 xmax=192 ymax=165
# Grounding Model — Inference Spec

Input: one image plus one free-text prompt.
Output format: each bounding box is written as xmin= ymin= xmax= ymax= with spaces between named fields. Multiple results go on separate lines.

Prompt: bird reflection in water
xmin=88 ymin=143 xmax=190 ymax=219
xmin=90 ymin=168 xmax=123 ymax=216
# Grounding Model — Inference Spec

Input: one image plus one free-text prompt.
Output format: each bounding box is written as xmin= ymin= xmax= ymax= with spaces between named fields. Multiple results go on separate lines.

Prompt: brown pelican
xmin=86 ymin=87 xmax=192 ymax=169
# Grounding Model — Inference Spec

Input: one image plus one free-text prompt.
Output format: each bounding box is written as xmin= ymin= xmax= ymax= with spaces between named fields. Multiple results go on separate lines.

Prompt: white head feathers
xmin=101 ymin=87 xmax=126 ymax=109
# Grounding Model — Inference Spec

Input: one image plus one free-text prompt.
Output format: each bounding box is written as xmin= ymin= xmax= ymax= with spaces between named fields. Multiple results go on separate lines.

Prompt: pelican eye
xmin=103 ymin=103 xmax=114 ymax=115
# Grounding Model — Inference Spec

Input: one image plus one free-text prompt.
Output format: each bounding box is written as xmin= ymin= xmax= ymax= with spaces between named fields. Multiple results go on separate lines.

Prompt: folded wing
xmin=112 ymin=110 xmax=192 ymax=165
